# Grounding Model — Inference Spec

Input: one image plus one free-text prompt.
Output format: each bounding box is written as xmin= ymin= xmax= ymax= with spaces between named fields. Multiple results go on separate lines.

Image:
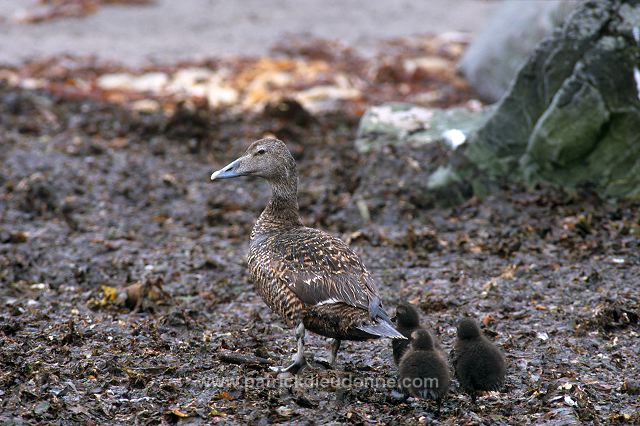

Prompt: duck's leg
xmin=328 ymin=338 xmax=341 ymax=366
xmin=281 ymin=322 xmax=307 ymax=374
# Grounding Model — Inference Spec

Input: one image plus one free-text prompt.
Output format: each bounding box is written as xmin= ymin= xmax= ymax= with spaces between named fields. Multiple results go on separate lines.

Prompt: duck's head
xmin=410 ymin=329 xmax=434 ymax=350
xmin=210 ymin=138 xmax=296 ymax=183
xmin=456 ymin=318 xmax=481 ymax=340
xmin=393 ymin=303 xmax=420 ymax=329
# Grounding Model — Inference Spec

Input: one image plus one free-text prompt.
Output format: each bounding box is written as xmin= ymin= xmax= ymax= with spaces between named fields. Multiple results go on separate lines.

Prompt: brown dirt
xmin=0 ymin=56 xmax=639 ymax=424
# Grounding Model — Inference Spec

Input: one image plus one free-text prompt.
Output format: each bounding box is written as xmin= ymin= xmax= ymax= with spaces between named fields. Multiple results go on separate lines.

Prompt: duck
xmin=452 ymin=318 xmax=506 ymax=402
xmin=398 ymin=329 xmax=450 ymax=405
xmin=210 ymin=138 xmax=404 ymax=373
xmin=392 ymin=303 xmax=442 ymax=365
xmin=392 ymin=302 xmax=423 ymax=365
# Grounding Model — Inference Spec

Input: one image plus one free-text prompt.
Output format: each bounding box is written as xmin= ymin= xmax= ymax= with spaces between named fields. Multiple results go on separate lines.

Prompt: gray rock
xmin=354 ymin=0 xmax=640 ymax=202
xmin=350 ymin=103 xmax=488 ymax=218
xmin=355 ymin=102 xmax=490 ymax=154
xmin=460 ymin=0 xmax=640 ymax=199
xmin=459 ymin=0 xmax=578 ymax=102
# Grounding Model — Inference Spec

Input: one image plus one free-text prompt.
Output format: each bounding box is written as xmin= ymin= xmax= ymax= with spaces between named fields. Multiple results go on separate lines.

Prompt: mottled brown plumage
xmin=452 ymin=318 xmax=506 ymax=402
xmin=211 ymin=138 xmax=403 ymax=372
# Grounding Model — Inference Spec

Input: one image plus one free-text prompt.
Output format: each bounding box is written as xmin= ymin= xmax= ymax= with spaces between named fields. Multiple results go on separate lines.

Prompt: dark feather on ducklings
xmin=452 ymin=318 xmax=506 ymax=402
xmin=392 ymin=302 xmax=443 ymax=365
xmin=398 ymin=329 xmax=450 ymax=405
xmin=210 ymin=138 xmax=404 ymax=373
xmin=392 ymin=302 xmax=422 ymax=365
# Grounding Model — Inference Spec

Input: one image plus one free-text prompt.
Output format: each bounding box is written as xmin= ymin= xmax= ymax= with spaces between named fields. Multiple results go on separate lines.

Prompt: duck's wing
xmin=265 ymin=227 xmax=384 ymax=319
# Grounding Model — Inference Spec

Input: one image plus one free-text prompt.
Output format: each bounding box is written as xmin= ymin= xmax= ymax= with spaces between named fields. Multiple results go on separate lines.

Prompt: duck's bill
xmin=210 ymin=158 xmax=243 ymax=180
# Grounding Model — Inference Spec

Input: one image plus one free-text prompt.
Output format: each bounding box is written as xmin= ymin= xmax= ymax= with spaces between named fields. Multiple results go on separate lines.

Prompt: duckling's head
xmin=210 ymin=138 xmax=296 ymax=184
xmin=393 ymin=303 xmax=420 ymax=329
xmin=410 ymin=329 xmax=434 ymax=350
xmin=457 ymin=318 xmax=481 ymax=340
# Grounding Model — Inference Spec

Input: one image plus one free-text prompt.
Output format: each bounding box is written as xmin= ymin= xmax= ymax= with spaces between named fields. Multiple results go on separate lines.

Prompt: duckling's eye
xmin=256 ymin=148 xmax=266 ymax=156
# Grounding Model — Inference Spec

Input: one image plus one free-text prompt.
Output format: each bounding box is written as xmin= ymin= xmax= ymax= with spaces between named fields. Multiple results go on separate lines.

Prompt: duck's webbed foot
xmin=281 ymin=357 xmax=308 ymax=374
xmin=271 ymin=322 xmax=308 ymax=375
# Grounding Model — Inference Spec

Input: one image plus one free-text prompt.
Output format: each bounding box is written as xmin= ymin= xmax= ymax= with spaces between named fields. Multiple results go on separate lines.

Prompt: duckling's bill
xmin=211 ymin=158 xmax=243 ymax=181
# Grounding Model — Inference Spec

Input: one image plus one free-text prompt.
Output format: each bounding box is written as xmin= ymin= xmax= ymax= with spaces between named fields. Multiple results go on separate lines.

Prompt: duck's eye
xmin=256 ymin=148 xmax=266 ymax=155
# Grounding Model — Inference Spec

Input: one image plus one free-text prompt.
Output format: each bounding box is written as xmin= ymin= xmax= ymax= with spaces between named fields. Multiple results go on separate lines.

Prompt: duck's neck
xmin=254 ymin=177 xmax=302 ymax=235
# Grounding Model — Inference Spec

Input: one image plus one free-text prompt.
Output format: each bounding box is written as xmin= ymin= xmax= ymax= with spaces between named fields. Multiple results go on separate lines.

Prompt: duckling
xmin=392 ymin=302 xmax=422 ymax=365
xmin=452 ymin=318 xmax=506 ymax=402
xmin=210 ymin=138 xmax=404 ymax=373
xmin=398 ymin=329 xmax=450 ymax=405
xmin=392 ymin=303 xmax=442 ymax=365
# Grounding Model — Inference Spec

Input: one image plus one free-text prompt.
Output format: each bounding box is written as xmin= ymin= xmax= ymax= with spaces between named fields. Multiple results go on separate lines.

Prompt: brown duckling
xmin=398 ymin=329 xmax=450 ymax=405
xmin=452 ymin=318 xmax=506 ymax=402
xmin=392 ymin=302 xmax=422 ymax=365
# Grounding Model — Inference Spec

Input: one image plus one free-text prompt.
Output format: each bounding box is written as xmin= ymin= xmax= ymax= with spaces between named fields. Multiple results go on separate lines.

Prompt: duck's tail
xmin=358 ymin=319 xmax=406 ymax=339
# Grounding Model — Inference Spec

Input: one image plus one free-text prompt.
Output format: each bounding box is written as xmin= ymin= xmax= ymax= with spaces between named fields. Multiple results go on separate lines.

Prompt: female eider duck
xmin=211 ymin=138 xmax=404 ymax=373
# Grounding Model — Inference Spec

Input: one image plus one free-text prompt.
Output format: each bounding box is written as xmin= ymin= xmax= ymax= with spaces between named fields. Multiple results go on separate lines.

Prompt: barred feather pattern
xmin=248 ymin=217 xmax=398 ymax=340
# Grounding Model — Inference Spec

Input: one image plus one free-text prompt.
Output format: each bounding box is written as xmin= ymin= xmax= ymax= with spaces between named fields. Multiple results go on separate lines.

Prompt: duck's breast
xmin=248 ymin=233 xmax=305 ymax=325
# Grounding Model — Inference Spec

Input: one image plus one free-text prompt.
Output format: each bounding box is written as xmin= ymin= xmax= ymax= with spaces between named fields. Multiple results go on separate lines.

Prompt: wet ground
xmin=1 ymin=55 xmax=640 ymax=424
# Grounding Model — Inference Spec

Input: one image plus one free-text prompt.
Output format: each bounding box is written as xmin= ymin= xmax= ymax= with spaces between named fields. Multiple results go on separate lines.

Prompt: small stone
xmin=564 ymin=395 xmax=577 ymax=407
xmin=276 ymin=406 xmax=293 ymax=417
xmin=34 ymin=401 xmax=50 ymax=415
